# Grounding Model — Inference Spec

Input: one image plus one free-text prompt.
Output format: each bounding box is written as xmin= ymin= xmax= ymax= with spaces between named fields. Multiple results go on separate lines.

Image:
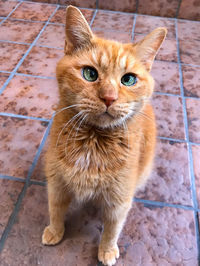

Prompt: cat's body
xmin=42 ymin=6 xmax=166 ymax=266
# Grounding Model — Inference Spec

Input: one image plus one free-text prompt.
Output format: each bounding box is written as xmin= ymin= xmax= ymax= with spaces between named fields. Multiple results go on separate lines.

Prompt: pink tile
xmin=138 ymin=0 xmax=180 ymax=18
xmin=92 ymin=10 xmax=134 ymax=33
xmin=98 ymin=0 xmax=137 ymax=12
xmin=17 ymin=47 xmax=63 ymax=77
xmin=58 ymin=0 xmax=96 ymax=8
xmin=192 ymin=145 xmax=200 ymax=207
xmin=0 ymin=76 xmax=59 ymax=119
xmin=0 ymin=20 xmax=44 ymax=43
xmin=179 ymin=39 xmax=200 ymax=65
xmin=151 ymin=61 xmax=180 ymax=94
xmin=178 ymin=20 xmax=200 ymax=41
xmin=93 ymin=29 xmax=132 ymax=43
xmin=178 ymin=0 xmax=200 ymax=21
xmin=0 ymin=0 xmax=18 ymax=17
xmin=135 ymin=15 xmax=176 ymax=40
xmin=182 ymin=65 xmax=200 ymax=98
xmin=0 ymin=73 xmax=9 ymax=88
xmin=186 ymin=98 xmax=200 ymax=143
xmin=136 ymin=139 xmax=192 ymax=205
xmin=0 ymin=179 xmax=23 ymax=237
xmin=36 ymin=24 xmax=65 ymax=48
xmin=10 ymin=2 xmax=57 ymax=21
xmin=0 ymin=43 xmax=28 ymax=72
xmin=0 ymin=116 xmax=47 ymax=178
xmin=153 ymin=95 xmax=185 ymax=139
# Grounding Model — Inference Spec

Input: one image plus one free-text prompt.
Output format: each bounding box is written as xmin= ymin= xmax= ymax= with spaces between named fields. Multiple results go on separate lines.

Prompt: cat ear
xmin=134 ymin=27 xmax=167 ymax=71
xmin=65 ymin=5 xmax=93 ymax=53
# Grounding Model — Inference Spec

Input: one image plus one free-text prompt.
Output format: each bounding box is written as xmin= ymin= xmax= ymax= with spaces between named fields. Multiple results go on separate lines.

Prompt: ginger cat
xmin=42 ymin=6 xmax=167 ymax=266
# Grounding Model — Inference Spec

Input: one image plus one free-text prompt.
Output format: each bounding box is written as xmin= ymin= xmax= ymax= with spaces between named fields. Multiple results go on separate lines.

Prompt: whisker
xmin=137 ymin=111 xmax=153 ymax=122
xmin=53 ymin=104 xmax=81 ymax=118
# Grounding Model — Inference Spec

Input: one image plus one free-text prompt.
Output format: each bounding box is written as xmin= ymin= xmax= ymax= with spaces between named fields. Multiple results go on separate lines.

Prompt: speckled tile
xmin=179 ymin=39 xmax=200 ymax=65
xmin=93 ymin=29 xmax=132 ymax=43
xmin=0 ymin=184 xmax=197 ymax=265
xmin=58 ymin=0 xmax=96 ymax=8
xmin=152 ymin=94 xmax=185 ymax=139
xmin=151 ymin=60 xmax=180 ymax=94
xmin=0 ymin=116 xmax=47 ymax=178
xmin=0 ymin=179 xmax=24 ymax=237
xmin=138 ymin=0 xmax=180 ymax=18
xmin=135 ymin=15 xmax=176 ymax=40
xmin=134 ymin=34 xmax=178 ymax=62
xmin=136 ymin=139 xmax=192 ymax=205
xmin=10 ymin=2 xmax=56 ymax=21
xmin=178 ymin=0 xmax=200 ymax=21
xmin=192 ymin=145 xmax=200 ymax=208
xmin=0 ymin=43 xmax=28 ymax=72
xmin=0 ymin=75 xmax=59 ymax=119
xmin=0 ymin=72 xmax=9 ymax=88
xmin=98 ymin=0 xmax=137 ymax=13
xmin=92 ymin=10 xmax=134 ymax=33
xmin=50 ymin=7 xmax=94 ymax=24
xmin=36 ymin=24 xmax=65 ymax=48
xmin=182 ymin=65 xmax=200 ymax=98
xmin=0 ymin=19 xmax=44 ymax=43
xmin=178 ymin=20 xmax=200 ymax=41
xmin=17 ymin=47 xmax=63 ymax=77
xmin=186 ymin=98 xmax=200 ymax=143
xmin=0 ymin=0 xmax=18 ymax=17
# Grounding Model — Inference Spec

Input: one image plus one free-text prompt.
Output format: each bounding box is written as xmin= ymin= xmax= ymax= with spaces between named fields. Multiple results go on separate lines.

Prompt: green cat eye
xmin=121 ymin=73 xmax=137 ymax=86
xmin=82 ymin=67 xmax=98 ymax=82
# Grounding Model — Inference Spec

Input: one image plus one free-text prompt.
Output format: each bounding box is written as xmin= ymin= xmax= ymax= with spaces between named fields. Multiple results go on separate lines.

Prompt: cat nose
xmin=100 ymin=95 xmax=117 ymax=107
xmin=99 ymin=90 xmax=118 ymax=107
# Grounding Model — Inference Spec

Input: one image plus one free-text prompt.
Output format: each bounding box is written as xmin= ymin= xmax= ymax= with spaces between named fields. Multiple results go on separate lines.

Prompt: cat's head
xmin=56 ymin=6 xmax=167 ymax=129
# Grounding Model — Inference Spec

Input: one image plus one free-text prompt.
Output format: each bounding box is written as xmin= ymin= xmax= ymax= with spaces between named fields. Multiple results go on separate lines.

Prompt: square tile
xmin=178 ymin=20 xmax=200 ymax=41
xmin=0 ymin=116 xmax=47 ymax=178
xmin=0 ymin=19 xmax=44 ymax=43
xmin=0 ymin=72 xmax=9 ymax=88
xmin=152 ymin=94 xmax=185 ymax=139
xmin=98 ymin=0 xmax=137 ymax=13
xmin=10 ymin=2 xmax=56 ymax=21
xmin=182 ymin=65 xmax=200 ymax=98
xmin=17 ymin=47 xmax=63 ymax=77
xmin=136 ymin=139 xmax=192 ymax=205
xmin=92 ymin=10 xmax=134 ymax=33
xmin=192 ymin=145 xmax=200 ymax=208
xmin=186 ymin=98 xmax=200 ymax=143
xmin=178 ymin=0 xmax=200 ymax=21
xmin=93 ymin=29 xmax=132 ymax=43
xmin=135 ymin=15 xmax=176 ymax=40
xmin=58 ymin=0 xmax=96 ymax=8
xmin=151 ymin=61 xmax=180 ymax=94
xmin=0 ymin=179 xmax=24 ymax=237
xmin=0 ymin=0 xmax=18 ymax=17
xmin=138 ymin=0 xmax=180 ymax=18
xmin=0 ymin=75 xmax=59 ymax=119
xmin=0 ymin=43 xmax=28 ymax=72
xmin=179 ymin=39 xmax=200 ymax=65
xmin=36 ymin=24 xmax=65 ymax=49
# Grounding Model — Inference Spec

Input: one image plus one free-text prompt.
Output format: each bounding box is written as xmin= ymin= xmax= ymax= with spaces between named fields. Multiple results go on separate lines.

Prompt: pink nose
xmin=101 ymin=96 xmax=116 ymax=107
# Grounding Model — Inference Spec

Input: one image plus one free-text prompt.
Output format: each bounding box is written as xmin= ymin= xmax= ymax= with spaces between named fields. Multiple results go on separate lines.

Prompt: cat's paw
xmin=42 ymin=225 xmax=64 ymax=245
xmin=98 ymin=245 xmax=119 ymax=266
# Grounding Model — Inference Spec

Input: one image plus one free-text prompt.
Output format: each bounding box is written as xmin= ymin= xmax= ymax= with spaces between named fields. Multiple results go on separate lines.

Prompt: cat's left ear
xmin=134 ymin=27 xmax=167 ymax=71
xmin=65 ymin=5 xmax=94 ymax=54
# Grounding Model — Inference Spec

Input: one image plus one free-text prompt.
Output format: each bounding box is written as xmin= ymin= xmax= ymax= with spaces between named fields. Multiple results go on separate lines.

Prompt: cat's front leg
xmin=42 ymin=181 xmax=71 ymax=245
xmin=98 ymin=201 xmax=132 ymax=266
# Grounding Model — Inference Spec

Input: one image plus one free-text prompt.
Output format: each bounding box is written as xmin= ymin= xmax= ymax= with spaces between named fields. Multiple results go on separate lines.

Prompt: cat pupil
xmin=124 ymin=76 xmax=130 ymax=82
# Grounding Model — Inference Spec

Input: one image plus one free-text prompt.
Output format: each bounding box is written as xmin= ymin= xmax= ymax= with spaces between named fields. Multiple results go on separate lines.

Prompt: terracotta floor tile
xmin=0 ymin=19 xmax=44 ymax=43
xmin=17 ymin=47 xmax=63 ymax=77
xmin=0 ymin=179 xmax=23 ymax=237
xmin=136 ymin=139 xmax=192 ymax=205
xmin=93 ymin=29 xmax=132 ymax=43
xmin=152 ymin=94 xmax=185 ymax=139
xmin=0 ymin=72 xmax=9 ymax=88
xmin=0 ymin=43 xmax=28 ymax=72
xmin=178 ymin=20 xmax=200 ymax=41
xmin=98 ymin=0 xmax=137 ymax=13
xmin=0 ymin=184 xmax=197 ymax=265
xmin=0 ymin=75 xmax=59 ymax=119
xmin=152 ymin=61 xmax=180 ymax=94
xmin=36 ymin=24 xmax=65 ymax=48
xmin=179 ymin=39 xmax=200 ymax=65
xmin=92 ymin=10 xmax=134 ymax=33
xmin=178 ymin=0 xmax=200 ymax=21
xmin=0 ymin=116 xmax=47 ymax=178
xmin=10 ymin=2 xmax=56 ymax=21
xmin=192 ymin=145 xmax=200 ymax=207
xmin=0 ymin=0 xmax=18 ymax=17
xmin=186 ymin=98 xmax=200 ymax=143
xmin=135 ymin=15 xmax=176 ymax=40
xmin=182 ymin=65 xmax=200 ymax=98
xmin=59 ymin=0 xmax=96 ymax=8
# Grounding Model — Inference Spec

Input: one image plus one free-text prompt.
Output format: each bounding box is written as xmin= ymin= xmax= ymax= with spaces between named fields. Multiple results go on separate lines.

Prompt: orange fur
xmin=42 ymin=6 xmax=167 ymax=266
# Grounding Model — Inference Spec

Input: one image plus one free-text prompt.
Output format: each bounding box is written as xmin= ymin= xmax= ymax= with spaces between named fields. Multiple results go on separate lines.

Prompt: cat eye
xmin=82 ymin=67 xmax=98 ymax=82
xmin=121 ymin=73 xmax=137 ymax=86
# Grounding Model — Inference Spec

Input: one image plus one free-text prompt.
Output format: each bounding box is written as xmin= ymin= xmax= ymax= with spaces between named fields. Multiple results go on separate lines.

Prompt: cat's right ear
xmin=65 ymin=5 xmax=93 ymax=54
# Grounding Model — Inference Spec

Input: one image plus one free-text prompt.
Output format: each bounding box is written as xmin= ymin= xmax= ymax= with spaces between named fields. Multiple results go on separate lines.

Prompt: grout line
xmin=90 ymin=9 xmax=98 ymax=27
xmin=176 ymin=0 xmax=182 ymax=18
xmin=0 ymin=5 xmax=59 ymax=95
xmin=30 ymin=180 xmax=46 ymax=186
xmin=0 ymin=1 xmax=22 ymax=26
xmin=0 ymin=175 xmax=26 ymax=183
xmin=35 ymin=44 xmax=63 ymax=50
xmin=15 ymin=72 xmax=56 ymax=79
xmin=0 ymin=40 xmax=30 ymax=45
xmin=135 ymin=0 xmax=139 ymax=13
xmin=157 ymin=136 xmax=186 ymax=143
xmin=0 ymin=112 xmax=50 ymax=122
xmin=96 ymin=0 xmax=99 ymax=9
xmin=154 ymin=91 xmax=180 ymax=97
xmin=131 ymin=14 xmax=137 ymax=41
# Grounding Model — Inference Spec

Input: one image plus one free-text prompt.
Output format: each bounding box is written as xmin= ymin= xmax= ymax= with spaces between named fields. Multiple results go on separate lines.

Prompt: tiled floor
xmin=0 ymin=1 xmax=200 ymax=265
